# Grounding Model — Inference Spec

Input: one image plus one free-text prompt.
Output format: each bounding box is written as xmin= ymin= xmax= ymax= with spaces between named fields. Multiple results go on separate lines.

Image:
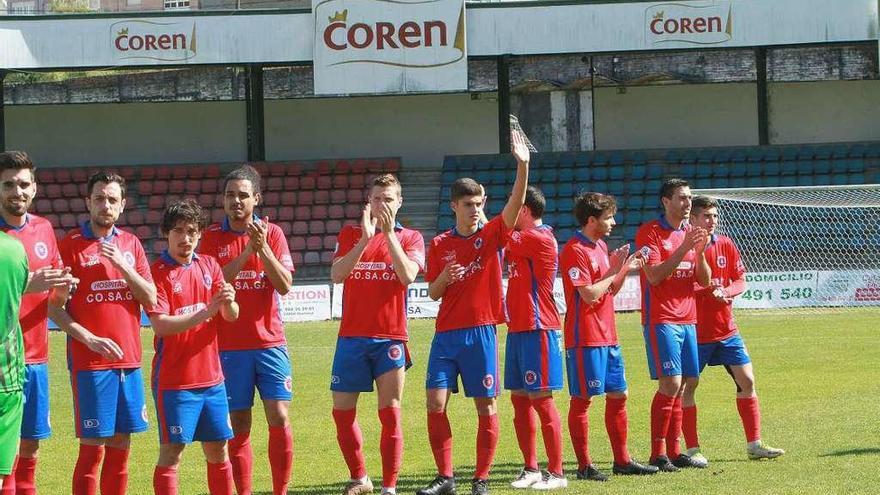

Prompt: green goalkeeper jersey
xmin=0 ymin=231 xmax=29 ymax=393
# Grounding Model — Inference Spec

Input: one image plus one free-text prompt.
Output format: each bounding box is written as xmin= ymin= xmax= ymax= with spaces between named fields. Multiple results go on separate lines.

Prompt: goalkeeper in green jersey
xmin=0 ymin=231 xmax=29 ymax=487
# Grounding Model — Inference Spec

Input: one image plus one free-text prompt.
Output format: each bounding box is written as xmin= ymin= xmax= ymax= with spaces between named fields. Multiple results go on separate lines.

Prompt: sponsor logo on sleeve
xmin=568 ymin=267 xmax=580 ymax=280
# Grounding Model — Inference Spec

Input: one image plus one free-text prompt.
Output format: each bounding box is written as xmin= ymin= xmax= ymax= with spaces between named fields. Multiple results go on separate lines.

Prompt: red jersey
xmin=695 ymin=235 xmax=745 ymax=344
xmin=334 ymin=224 xmax=425 ymax=340
xmin=1 ymin=214 xmax=62 ymax=364
xmin=636 ymin=216 xmax=698 ymax=326
xmin=426 ymin=216 xmax=510 ymax=332
xmin=148 ymin=253 xmax=225 ymax=390
xmin=560 ymin=232 xmax=618 ymax=347
xmin=59 ymin=223 xmax=152 ymax=371
xmin=504 ymin=224 xmax=561 ymax=332
xmin=199 ymin=216 xmax=295 ymax=351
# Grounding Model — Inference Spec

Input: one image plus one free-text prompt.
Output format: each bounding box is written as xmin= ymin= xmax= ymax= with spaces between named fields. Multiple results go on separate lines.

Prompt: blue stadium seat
xmin=730 ymin=177 xmax=746 ymax=188
xmin=541 ymin=169 xmax=559 ymax=182
xmin=796 ymin=160 xmax=814 ymax=175
xmin=492 ymin=155 xmax=514 ymax=170
xmin=695 ymin=164 xmax=712 ymax=179
xmin=689 ymin=178 xmax=711 ymax=190
xmin=764 ymin=162 xmax=781 ymax=176
xmin=747 ymin=163 xmax=762 ymax=177
xmin=797 ymin=175 xmax=814 ymax=186
xmin=438 ymin=217 xmax=454 ymax=230
xmin=608 ymin=182 xmax=624 ymax=196
xmin=746 ymin=148 xmax=764 ymax=162
xmin=780 ymin=175 xmax=797 ymax=187
xmin=697 ymin=148 xmax=715 ymax=164
xmin=646 ymin=164 xmax=665 ymax=179
xmin=487 ymin=170 xmax=506 ymax=185
xmin=664 ymin=149 xmax=682 ymax=164
xmin=781 ymin=160 xmax=798 ymax=175
xmin=747 ymin=177 xmax=763 ymax=187
xmin=814 ymin=160 xmax=831 ymax=174
xmin=488 ymin=184 xmax=506 ymax=198
xmin=557 ymin=183 xmax=574 ymax=199
xmin=543 ymin=213 xmax=557 ymax=226
xmin=459 ymin=156 xmax=477 ymax=171
xmin=558 ymin=152 xmax=577 ymax=168
xmin=711 ymin=177 xmax=728 ymax=188
xmin=630 ymin=164 xmax=646 ymax=180
xmin=762 ymin=176 xmax=781 ymax=187
xmin=866 ymin=143 xmax=880 ymax=158
xmin=764 ymin=147 xmax=781 ymax=162
xmin=797 ymin=145 xmax=816 ymax=160
xmin=609 ymin=166 xmax=625 ymax=181
xmin=814 ymin=145 xmax=833 ymax=160
xmin=574 ymin=167 xmax=590 ymax=183
xmin=831 ymin=143 xmax=851 ymax=159
xmin=814 ymin=174 xmax=831 ymax=185
xmin=730 ymin=163 xmax=748 ymax=177
xmin=555 ymin=228 xmax=573 ymax=241
xmin=679 ymin=164 xmax=697 ymax=178
xmin=592 ymin=168 xmax=609 ymax=181
xmin=830 ymin=160 xmax=848 ymax=174
xmin=558 ymin=168 xmax=574 ymax=183
xmin=680 ymin=149 xmax=699 ymax=164
xmin=628 ymin=195 xmax=645 ymax=209
xmin=847 ymin=172 xmax=864 ymax=184
xmin=475 ymin=159 xmax=492 ymax=171
xmin=846 ymin=159 xmax=864 ymax=173
xmin=441 ymin=171 xmax=456 ymax=184
xmin=848 ymin=143 xmax=867 ymax=158
xmin=832 ymin=174 xmax=848 ymax=185
xmin=627 ymin=181 xmax=646 ymax=195
xmin=593 ymin=152 xmax=610 ymax=166
xmin=712 ymin=164 xmax=730 ymax=177
xmin=609 ymin=151 xmax=626 ymax=166
xmin=646 ymin=179 xmax=662 ymax=194
xmin=713 ymin=148 xmax=733 ymax=163
xmin=443 ymin=156 xmax=458 ymax=169
xmin=781 ymin=146 xmax=799 ymax=161
xmin=730 ymin=149 xmax=747 ymax=163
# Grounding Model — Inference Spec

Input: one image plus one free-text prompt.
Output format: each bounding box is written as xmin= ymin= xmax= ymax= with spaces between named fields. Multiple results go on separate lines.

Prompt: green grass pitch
xmin=32 ymin=308 xmax=880 ymax=494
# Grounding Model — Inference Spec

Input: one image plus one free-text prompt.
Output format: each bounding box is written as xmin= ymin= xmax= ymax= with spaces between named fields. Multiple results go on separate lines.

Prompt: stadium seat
xmin=329 ymin=190 xmax=346 ymax=205
xmin=54 ymin=228 xmax=66 ymax=240
xmin=309 ymin=220 xmax=326 ymax=235
xmin=261 ymin=206 xmax=279 ymax=221
xmin=346 ymin=190 xmax=364 ymax=204
xmin=172 ymin=167 xmax=187 ymax=180
xmin=153 ymin=239 xmax=168 ymax=254
xmin=60 ymin=213 xmax=77 ymax=229
xmin=169 ymin=180 xmax=185 ymax=195
xmin=72 ymin=169 xmax=90 ymax=183
xmin=280 ymin=191 xmax=297 ymax=205
xmin=300 ymin=176 xmax=316 ymax=190
xmin=344 ymin=204 xmax=362 ymax=219
xmin=277 ymin=206 xmax=295 ymax=222
xmin=283 ymin=176 xmax=300 ymax=190
xmin=332 ymin=175 xmax=349 ymax=189
xmin=317 ymin=176 xmax=332 ymax=190
xmin=127 ymin=210 xmax=145 ymax=226
xmin=298 ymin=191 xmax=314 ymax=205
xmin=291 ymin=221 xmax=308 ymax=236
xmin=263 ymin=191 xmax=280 ymax=205
xmin=153 ymin=181 xmax=168 ymax=195
xmin=323 ymin=236 xmax=336 ymax=250
xmin=62 ymin=183 xmax=79 ymax=198
xmin=314 ymin=190 xmax=330 ymax=205
xmin=306 ymin=236 xmax=322 ymax=251
xmin=202 ymin=179 xmax=220 ymax=194
xmin=266 ymin=177 xmax=283 ymax=191
xmin=326 ymin=220 xmax=342 ymax=234
xmin=320 ymin=251 xmax=334 ymax=264
xmin=289 ymin=236 xmax=306 ymax=251
xmin=285 ymin=162 xmax=303 ymax=176
xmin=291 ymin=252 xmax=304 ymax=266
xmin=268 ymin=162 xmax=287 ymax=177
xmin=295 ymin=206 xmax=311 ymax=221
xmin=135 ymin=226 xmax=153 ymax=240
xmin=51 ymin=198 xmax=68 ymax=213
xmin=328 ymin=205 xmax=345 ymax=219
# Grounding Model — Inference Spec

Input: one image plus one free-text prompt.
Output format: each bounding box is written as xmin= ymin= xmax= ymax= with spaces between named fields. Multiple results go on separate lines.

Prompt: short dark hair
xmin=372 ymin=173 xmax=402 ymax=195
xmin=450 ymin=178 xmax=482 ymax=202
xmin=659 ymin=178 xmax=689 ymax=199
xmin=160 ymin=198 xmax=208 ymax=235
xmin=87 ymin=171 xmax=126 ymax=199
xmin=224 ymin=164 xmax=262 ymax=195
xmin=691 ymin=195 xmax=718 ymax=215
xmin=0 ymin=151 xmax=35 ymax=180
xmin=523 ymin=186 xmax=545 ymax=219
xmin=574 ymin=192 xmax=617 ymax=227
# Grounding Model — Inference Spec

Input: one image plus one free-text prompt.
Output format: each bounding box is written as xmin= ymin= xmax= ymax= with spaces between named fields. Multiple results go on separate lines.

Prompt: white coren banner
xmin=279 ymin=284 xmax=333 ymax=322
xmin=312 ymin=0 xmax=467 ymax=95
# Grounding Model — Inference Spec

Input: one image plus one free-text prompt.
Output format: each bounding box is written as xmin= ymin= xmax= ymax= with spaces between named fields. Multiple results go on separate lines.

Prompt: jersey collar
xmin=574 ymin=230 xmax=596 ymax=245
xmin=658 ymin=214 xmax=686 ymax=231
xmin=452 ymin=221 xmax=484 ymax=239
xmin=221 ymin=214 xmax=260 ymax=234
xmin=0 ymin=213 xmax=29 ymax=232
xmin=81 ymin=220 xmax=119 ymax=241
xmin=160 ymin=249 xmax=199 ymax=267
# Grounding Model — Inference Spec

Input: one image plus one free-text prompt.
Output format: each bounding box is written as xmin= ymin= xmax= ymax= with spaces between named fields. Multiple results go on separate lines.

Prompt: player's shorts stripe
xmin=575 ymin=349 xmax=588 ymax=398
xmin=70 ymin=372 xmax=82 ymax=437
xmin=648 ymin=324 xmax=663 ymax=378
xmin=539 ymin=330 xmax=550 ymax=389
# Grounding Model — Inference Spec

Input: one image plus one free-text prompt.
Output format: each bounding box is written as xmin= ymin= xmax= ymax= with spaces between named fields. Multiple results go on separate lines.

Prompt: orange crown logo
xmin=653 ymin=11 xmax=664 ymax=20
xmin=117 ymin=27 xmax=129 ymax=36
xmin=329 ymin=9 xmax=347 ymax=23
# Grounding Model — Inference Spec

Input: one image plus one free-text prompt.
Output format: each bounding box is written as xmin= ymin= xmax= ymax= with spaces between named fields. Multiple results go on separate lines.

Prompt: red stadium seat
xmin=276 ymin=221 xmax=292 ymax=235
xmin=263 ymin=191 xmax=280 ymax=205
xmin=293 ymin=206 xmax=310 ymax=221
xmin=267 ymin=177 xmax=283 ymax=191
xmin=76 ymin=213 xmax=89 ymax=226
xmin=300 ymin=176 xmax=316 ymax=190
xmin=62 ymin=184 xmax=79 ymax=198
xmin=314 ymin=190 xmax=329 ymax=204
xmin=316 ymin=161 xmax=333 ymax=175
xmin=172 ymin=166 xmax=188 ymax=179
xmin=320 ymin=251 xmax=333 ymax=264
xmin=54 ymin=169 xmax=72 ymax=183
xmin=261 ymin=206 xmax=278 ymax=221
xmin=51 ymin=199 xmax=68 ymax=213
xmin=140 ymin=167 xmax=156 ymax=180
xmin=45 ymin=184 xmax=62 ymax=198
xmin=351 ymin=160 xmax=369 ymax=174
xmin=312 ymin=205 xmax=328 ymax=219
xmin=383 ymin=158 xmax=401 ymax=172
xmin=145 ymin=210 xmax=162 ymax=225
xmin=138 ymin=182 xmax=153 ymax=195
xmin=54 ymin=228 xmax=66 ymax=240
xmin=127 ymin=210 xmax=145 ymax=226
xmin=316 ymin=176 xmax=332 ymax=190
xmin=202 ymin=179 xmax=219 ymax=194
xmin=343 ymin=219 xmax=357 ymax=227
xmin=211 ymin=209 xmax=225 ymax=224
xmin=169 ymin=180 xmax=185 ymax=195
xmin=280 ymin=192 xmax=297 ymax=205
xmin=278 ymin=206 xmax=295 ymax=222
xmin=185 ymin=180 xmax=201 ymax=193
xmin=153 ymin=182 xmax=168 ymax=195
xmin=323 ymin=235 xmax=336 ymax=250
xmin=135 ymin=226 xmax=153 ymax=239
xmin=37 ymin=169 xmax=55 ymax=184
xmin=152 ymin=239 xmax=168 ymax=253
xmin=349 ymin=175 xmax=365 ymax=190
xmin=334 ymin=160 xmax=351 ymax=175
xmin=69 ymin=198 xmax=86 ymax=213
xmin=332 ymin=175 xmax=349 ymax=189
xmin=155 ymin=166 xmax=172 ymax=180
xmin=292 ymin=221 xmax=308 ymax=235
xmin=269 ymin=162 xmax=287 ymax=177
xmin=328 ymin=205 xmax=344 ymax=219
xmin=78 ymin=183 xmax=88 ymax=197
xmin=147 ymin=196 xmax=164 ymax=210
xmin=303 ymin=252 xmax=320 ymax=265
xmin=60 ymin=214 xmax=77 ymax=229
xmin=298 ymin=191 xmax=314 ymax=205
xmin=204 ymin=165 xmax=221 ymax=179
xmin=197 ymin=194 xmax=214 ymax=208
xmin=346 ymin=190 xmax=364 ymax=204
xmin=35 ymin=199 xmax=52 ymax=213
xmin=329 ymin=191 xmax=346 ymax=205
xmin=119 ymin=167 xmax=138 ymax=180
xmin=283 ymin=177 xmax=299 ymax=191
xmin=306 ymin=236 xmax=322 ymax=250
xmin=308 ymin=221 xmax=325 ymax=235
xmin=188 ymin=166 xmax=205 ymax=180
xmin=344 ymin=204 xmax=361 ymax=219
xmin=325 ymin=220 xmax=342 ymax=234
xmin=291 ymin=251 xmax=304 ymax=266
xmin=289 ymin=236 xmax=306 ymax=251
xmin=286 ymin=162 xmax=303 ymax=176
xmin=44 ymin=214 xmax=59 ymax=226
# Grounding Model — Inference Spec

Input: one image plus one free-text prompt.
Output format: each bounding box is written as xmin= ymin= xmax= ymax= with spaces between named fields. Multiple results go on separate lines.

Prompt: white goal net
xmin=692 ymin=184 xmax=880 ymax=310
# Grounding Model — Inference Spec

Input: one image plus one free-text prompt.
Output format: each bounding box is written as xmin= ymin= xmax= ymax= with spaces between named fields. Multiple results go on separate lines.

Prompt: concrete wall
xmin=593 ymin=83 xmax=760 ymax=150
xmin=5 ymin=101 xmax=246 ymax=167
xmin=769 ymin=81 xmax=880 ymax=144
xmin=265 ymin=93 xmax=499 ymax=168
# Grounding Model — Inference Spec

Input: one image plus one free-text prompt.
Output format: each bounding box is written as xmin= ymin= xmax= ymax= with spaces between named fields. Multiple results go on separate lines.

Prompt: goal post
xmin=692 ymin=184 xmax=880 ymax=310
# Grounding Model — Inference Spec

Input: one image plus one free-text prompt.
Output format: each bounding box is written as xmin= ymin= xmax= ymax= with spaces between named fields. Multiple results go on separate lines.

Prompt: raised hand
xmin=28 ymin=267 xmax=78 ymax=293
xmin=85 ymin=334 xmax=124 ymax=361
xmin=378 ymin=202 xmax=396 ymax=234
xmin=360 ymin=204 xmax=378 ymax=242
xmin=511 ymin=129 xmax=530 ymax=165
xmin=209 ymin=282 xmax=236 ymax=314
xmin=99 ymin=241 xmax=128 ymax=269
xmin=246 ymin=216 xmax=270 ymax=253
xmin=684 ymin=227 xmax=709 ymax=251
xmin=625 ymin=252 xmax=645 ymax=272
xmin=609 ymin=244 xmax=631 ymax=273
xmin=442 ymin=262 xmax=467 ymax=285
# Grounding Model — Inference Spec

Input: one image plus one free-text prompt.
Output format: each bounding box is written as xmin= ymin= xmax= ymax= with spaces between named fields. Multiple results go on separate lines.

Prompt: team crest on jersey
xmin=717 ymin=255 xmax=727 ymax=268
xmin=482 ymin=374 xmax=495 ymax=389
xmin=568 ymin=267 xmax=580 ymax=280
xmin=202 ymin=274 xmax=213 ymax=289
xmin=474 ymin=237 xmax=484 ymax=249
xmin=124 ymin=251 xmax=136 ymax=266
xmin=34 ymin=241 xmax=49 ymax=260
xmin=284 ymin=376 xmax=293 ymax=392
xmin=510 ymin=231 xmax=522 ymax=243
xmin=387 ymin=344 xmax=402 ymax=361
xmin=524 ymin=370 xmax=537 ymax=386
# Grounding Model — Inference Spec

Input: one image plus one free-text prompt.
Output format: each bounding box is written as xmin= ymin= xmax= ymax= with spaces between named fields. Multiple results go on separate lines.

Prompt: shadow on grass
xmin=819 ymin=448 xmax=880 ymax=458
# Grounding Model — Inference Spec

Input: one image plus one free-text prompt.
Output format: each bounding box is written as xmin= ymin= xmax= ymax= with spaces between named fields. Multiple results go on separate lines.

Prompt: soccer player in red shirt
xmin=559 ymin=192 xmax=659 ymax=482
xmin=329 ymin=174 xmax=424 ymax=495
xmin=49 ymin=171 xmax=157 ymax=495
xmin=418 ymin=132 xmax=530 ymax=495
xmin=148 ymin=199 xmax=239 ymax=495
xmin=0 ymin=151 xmax=77 ymax=494
xmin=199 ymin=165 xmax=295 ymax=495
xmin=635 ymin=178 xmax=710 ymax=472
xmin=681 ymin=196 xmax=784 ymax=463
xmin=502 ymin=186 xmax=567 ymax=490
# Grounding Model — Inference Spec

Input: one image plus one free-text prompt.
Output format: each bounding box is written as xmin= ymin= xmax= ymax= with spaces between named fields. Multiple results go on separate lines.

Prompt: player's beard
xmin=91 ymin=213 xmax=117 ymax=229
xmin=2 ymin=197 xmax=30 ymax=218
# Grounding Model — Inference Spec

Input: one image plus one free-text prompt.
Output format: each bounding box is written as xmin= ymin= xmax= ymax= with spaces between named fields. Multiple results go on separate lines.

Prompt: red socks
xmin=1 ymin=456 xmax=17 ymax=495
xmin=531 ymin=396 xmax=563 ymax=476
xmin=666 ymin=397 xmax=683 ymax=458
xmin=567 ymin=397 xmax=592 ymax=470
xmin=333 ymin=408 xmax=367 ymax=480
xmin=426 ymin=411 xmax=453 ymax=478
xmin=206 ymin=461 xmax=234 ymax=495
xmin=510 ymin=395 xmax=538 ymax=470
xmin=268 ymin=425 xmax=293 ymax=495
xmin=682 ymin=405 xmax=699 ymax=449
xmin=228 ymin=432 xmax=253 ymax=495
xmin=650 ymin=392 xmax=675 ymax=459
xmin=605 ymin=396 xmax=631 ymax=465
xmin=378 ymin=407 xmax=403 ymax=489
xmin=72 ymin=444 xmax=104 ymax=495
xmin=100 ymin=447 xmax=130 ymax=495
xmin=152 ymin=465 xmax=178 ymax=495
xmin=737 ymin=396 xmax=762 ymax=443
xmin=14 ymin=456 xmax=37 ymax=495
xmin=474 ymin=414 xmax=499 ymax=480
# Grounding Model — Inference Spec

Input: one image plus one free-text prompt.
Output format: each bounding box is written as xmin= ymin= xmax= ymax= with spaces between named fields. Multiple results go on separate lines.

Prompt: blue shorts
xmin=21 ymin=363 xmax=51 ymax=440
xmin=698 ymin=333 xmax=752 ymax=372
xmin=504 ymin=330 xmax=564 ymax=392
xmin=71 ymin=368 xmax=148 ymax=439
xmin=643 ymin=324 xmax=699 ymax=380
xmin=221 ymin=346 xmax=293 ymax=411
xmin=330 ymin=338 xmax=410 ymax=392
xmin=566 ymin=345 xmax=628 ymax=398
xmin=155 ymin=383 xmax=233 ymax=444
xmin=426 ymin=325 xmax=499 ymax=398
